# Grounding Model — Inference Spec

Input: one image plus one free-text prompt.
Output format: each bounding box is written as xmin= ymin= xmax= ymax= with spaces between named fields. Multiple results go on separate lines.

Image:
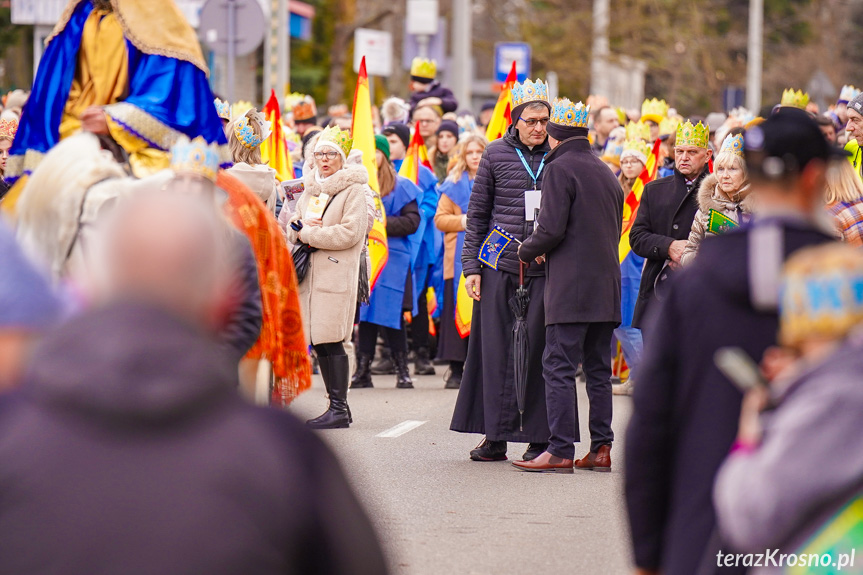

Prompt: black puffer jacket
xmin=462 ymin=125 xmax=550 ymax=277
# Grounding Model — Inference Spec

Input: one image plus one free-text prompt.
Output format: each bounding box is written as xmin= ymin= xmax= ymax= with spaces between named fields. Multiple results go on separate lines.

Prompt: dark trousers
xmin=358 ymin=320 xmax=407 ymax=355
xmin=544 ymin=322 xmax=616 ymax=459
xmin=411 ymin=272 xmax=430 ymax=350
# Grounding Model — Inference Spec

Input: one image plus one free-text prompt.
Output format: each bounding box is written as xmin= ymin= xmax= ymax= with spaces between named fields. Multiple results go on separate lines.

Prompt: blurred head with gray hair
xmin=95 ymin=190 xmax=234 ymax=330
xmin=381 ymin=97 xmax=410 ymax=126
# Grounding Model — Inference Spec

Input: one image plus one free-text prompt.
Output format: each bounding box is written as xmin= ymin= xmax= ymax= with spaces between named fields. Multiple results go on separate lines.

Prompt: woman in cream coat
xmin=288 ymin=126 xmax=367 ymax=429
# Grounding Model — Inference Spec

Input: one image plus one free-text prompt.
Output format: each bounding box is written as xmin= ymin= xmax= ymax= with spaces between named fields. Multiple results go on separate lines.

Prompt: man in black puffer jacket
xmin=450 ymin=80 xmax=555 ymax=463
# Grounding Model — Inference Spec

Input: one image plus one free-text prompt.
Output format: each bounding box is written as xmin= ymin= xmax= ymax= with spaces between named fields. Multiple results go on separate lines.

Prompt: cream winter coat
xmin=288 ymin=164 xmax=368 ymax=346
xmin=681 ymin=174 xmax=753 ymax=266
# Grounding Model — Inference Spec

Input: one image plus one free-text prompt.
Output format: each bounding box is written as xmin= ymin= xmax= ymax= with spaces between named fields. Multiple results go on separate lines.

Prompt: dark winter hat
xmin=375 ymin=134 xmax=391 ymax=160
xmin=437 ymin=120 xmax=459 ymax=138
xmin=383 ymin=123 xmax=411 ymax=149
xmin=847 ymin=92 xmax=863 ymax=119
xmin=745 ymin=107 xmax=839 ymax=179
xmin=480 ymin=100 xmax=496 ymax=114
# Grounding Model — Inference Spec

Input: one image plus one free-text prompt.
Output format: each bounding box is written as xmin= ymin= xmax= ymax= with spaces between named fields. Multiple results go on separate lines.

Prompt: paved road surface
xmin=290 ymin=370 xmax=635 ymax=575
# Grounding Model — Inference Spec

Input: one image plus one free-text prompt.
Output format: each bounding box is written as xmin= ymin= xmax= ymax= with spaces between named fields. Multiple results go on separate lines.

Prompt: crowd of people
xmin=3 ymin=0 xmax=863 ymax=573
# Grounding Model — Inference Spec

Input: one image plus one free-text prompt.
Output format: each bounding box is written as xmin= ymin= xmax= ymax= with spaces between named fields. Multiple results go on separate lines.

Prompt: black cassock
xmin=450 ymin=267 xmax=552 ymax=443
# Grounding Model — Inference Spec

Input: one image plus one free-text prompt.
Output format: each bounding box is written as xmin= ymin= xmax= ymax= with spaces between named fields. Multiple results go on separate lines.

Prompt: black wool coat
xmin=629 ymin=168 xmax=710 ymax=328
xmin=462 ymin=124 xmax=550 ymax=278
xmin=519 ymin=136 xmax=624 ymax=325
xmin=625 ymin=218 xmax=834 ymax=575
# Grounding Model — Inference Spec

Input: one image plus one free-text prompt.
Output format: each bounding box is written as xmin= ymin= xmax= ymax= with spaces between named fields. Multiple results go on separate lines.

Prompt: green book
xmin=707 ymin=209 xmax=739 ymax=235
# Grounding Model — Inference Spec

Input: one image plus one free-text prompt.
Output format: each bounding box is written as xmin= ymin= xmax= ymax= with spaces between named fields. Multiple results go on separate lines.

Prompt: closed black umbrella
xmin=509 ymin=261 xmax=530 ymax=431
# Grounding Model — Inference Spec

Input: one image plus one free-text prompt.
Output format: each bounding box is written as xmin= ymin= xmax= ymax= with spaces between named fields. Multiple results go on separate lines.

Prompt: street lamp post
xmin=746 ymin=0 xmax=763 ymax=113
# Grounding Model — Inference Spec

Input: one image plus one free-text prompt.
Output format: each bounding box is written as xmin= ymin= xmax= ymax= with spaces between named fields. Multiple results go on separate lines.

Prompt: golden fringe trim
xmin=269 ymin=351 xmax=313 ymax=408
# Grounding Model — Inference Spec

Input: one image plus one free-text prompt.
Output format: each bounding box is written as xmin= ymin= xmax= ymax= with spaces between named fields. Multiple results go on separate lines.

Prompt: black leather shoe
xmin=350 ymin=353 xmax=373 ymax=388
xmin=393 ymin=351 xmax=414 ymax=389
xmin=414 ymin=347 xmax=436 ymax=376
xmin=470 ymin=438 xmax=507 ymax=461
xmin=522 ymin=443 xmax=549 ymax=462
xmin=444 ymin=370 xmax=461 ymax=389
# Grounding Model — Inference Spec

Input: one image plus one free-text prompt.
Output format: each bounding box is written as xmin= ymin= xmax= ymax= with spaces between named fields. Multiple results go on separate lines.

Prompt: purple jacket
xmin=0 ymin=302 xmax=388 ymax=575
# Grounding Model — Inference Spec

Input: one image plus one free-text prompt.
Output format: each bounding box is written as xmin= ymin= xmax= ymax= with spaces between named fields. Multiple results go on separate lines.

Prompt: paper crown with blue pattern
xmin=719 ymin=133 xmax=745 ymax=158
xmin=214 ymin=98 xmax=231 ymax=121
xmin=170 ymin=135 xmax=221 ymax=182
xmin=839 ymin=85 xmax=861 ymax=105
xmin=780 ymin=243 xmax=863 ymax=348
xmin=317 ymin=125 xmax=353 ymax=158
xmin=233 ymin=109 xmax=272 ymax=150
xmin=550 ymin=98 xmax=590 ymax=128
xmin=511 ymin=79 xmax=550 ymax=109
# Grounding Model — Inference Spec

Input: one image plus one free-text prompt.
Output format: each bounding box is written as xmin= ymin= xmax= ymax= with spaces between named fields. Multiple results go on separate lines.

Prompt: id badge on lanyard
xmin=516 ymin=148 xmax=546 ymax=222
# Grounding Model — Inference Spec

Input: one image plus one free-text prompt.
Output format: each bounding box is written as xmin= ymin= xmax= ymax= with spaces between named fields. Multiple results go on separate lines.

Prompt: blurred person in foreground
xmin=513 ymin=98 xmax=624 ymax=473
xmin=713 ymin=243 xmax=863 ymax=573
xmin=0 ymin=220 xmax=63 ymax=391
xmin=625 ymin=109 xmax=837 ymax=575
xmin=0 ymin=190 xmax=388 ymax=575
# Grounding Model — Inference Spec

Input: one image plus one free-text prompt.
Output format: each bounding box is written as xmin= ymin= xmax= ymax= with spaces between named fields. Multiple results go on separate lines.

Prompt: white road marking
xmin=376 ymin=420 xmax=427 ymax=438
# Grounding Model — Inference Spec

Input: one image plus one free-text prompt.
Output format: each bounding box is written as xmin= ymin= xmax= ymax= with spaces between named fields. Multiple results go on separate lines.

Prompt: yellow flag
xmin=485 ymin=62 xmax=517 ymax=142
xmin=260 ymin=90 xmax=294 ymax=182
xmin=352 ymin=56 xmax=389 ymax=290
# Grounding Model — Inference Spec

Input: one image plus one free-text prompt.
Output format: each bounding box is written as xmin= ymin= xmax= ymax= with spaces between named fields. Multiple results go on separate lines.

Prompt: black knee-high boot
xmin=306 ymin=355 xmax=351 ymax=429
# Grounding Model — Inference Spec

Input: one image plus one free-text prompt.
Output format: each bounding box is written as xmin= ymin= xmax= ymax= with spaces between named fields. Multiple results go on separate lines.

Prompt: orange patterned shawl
xmin=217 ymin=170 xmax=311 ymax=406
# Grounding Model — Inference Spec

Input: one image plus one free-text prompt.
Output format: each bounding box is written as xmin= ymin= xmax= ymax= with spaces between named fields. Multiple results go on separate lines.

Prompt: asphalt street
xmin=289 ymin=368 xmax=635 ymax=575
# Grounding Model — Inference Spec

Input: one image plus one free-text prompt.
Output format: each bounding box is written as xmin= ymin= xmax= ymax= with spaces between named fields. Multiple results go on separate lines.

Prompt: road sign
xmin=406 ymin=0 xmax=439 ymax=36
xmin=354 ymin=28 xmax=393 ymax=77
xmin=494 ymin=42 xmax=531 ymax=83
xmin=198 ymin=0 xmax=266 ymax=57
xmin=10 ymin=0 xmax=66 ymax=25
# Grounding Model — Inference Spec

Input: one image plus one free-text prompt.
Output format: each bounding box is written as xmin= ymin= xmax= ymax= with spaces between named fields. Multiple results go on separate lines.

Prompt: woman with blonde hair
xmin=0 ymin=117 xmax=18 ymax=201
xmin=825 ymin=158 xmax=863 ymax=246
xmin=681 ymin=132 xmax=753 ymax=266
xmin=434 ymin=133 xmax=487 ymax=388
xmin=287 ymin=125 xmax=368 ymax=428
xmin=226 ymin=108 xmax=280 ymax=213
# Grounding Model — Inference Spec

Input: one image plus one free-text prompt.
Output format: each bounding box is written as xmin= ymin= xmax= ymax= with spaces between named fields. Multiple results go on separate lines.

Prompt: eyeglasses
xmin=519 ymin=117 xmax=550 ymax=128
xmin=620 ymin=159 xmax=642 ymax=166
xmin=314 ymin=151 xmax=340 ymax=160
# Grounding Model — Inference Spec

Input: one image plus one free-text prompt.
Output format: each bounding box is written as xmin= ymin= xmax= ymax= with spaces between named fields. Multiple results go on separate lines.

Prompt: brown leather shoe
xmin=574 ymin=444 xmax=611 ymax=472
xmin=512 ymin=451 xmax=573 ymax=474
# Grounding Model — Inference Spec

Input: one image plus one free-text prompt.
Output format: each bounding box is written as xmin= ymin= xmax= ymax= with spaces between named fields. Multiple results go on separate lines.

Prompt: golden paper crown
xmin=659 ymin=117 xmax=680 ymax=137
xmin=641 ymin=98 xmax=669 ymax=124
xmin=719 ymin=133 xmax=745 ymax=158
xmin=622 ymin=138 xmax=652 ymax=160
xmin=410 ymin=58 xmax=437 ymax=80
xmin=549 ymin=98 xmax=589 ymax=128
xmin=292 ymin=95 xmax=317 ymax=122
xmin=318 ymin=125 xmax=353 ymax=157
xmin=675 ymin=120 xmax=710 ymax=149
xmin=170 ymin=136 xmax=221 ymax=182
xmin=0 ymin=118 xmax=18 ymax=140
xmin=625 ymin=121 xmax=651 ymax=142
xmin=512 ymin=79 xmax=550 ymax=109
xmin=780 ymin=89 xmax=810 ymax=109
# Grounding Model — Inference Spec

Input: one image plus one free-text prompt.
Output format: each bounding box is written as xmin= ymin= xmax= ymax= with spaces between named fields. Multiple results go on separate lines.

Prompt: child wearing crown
xmin=680 ymin=132 xmax=753 ymax=266
xmin=408 ymin=58 xmax=459 ymax=115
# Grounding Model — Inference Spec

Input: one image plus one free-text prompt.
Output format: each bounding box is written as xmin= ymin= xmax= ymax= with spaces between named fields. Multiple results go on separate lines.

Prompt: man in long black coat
xmin=630 ymin=121 xmax=712 ymax=331
xmin=625 ymin=110 xmax=837 ymax=575
xmin=451 ymin=82 xmax=553 ymax=463
xmin=514 ymin=100 xmax=624 ymax=473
